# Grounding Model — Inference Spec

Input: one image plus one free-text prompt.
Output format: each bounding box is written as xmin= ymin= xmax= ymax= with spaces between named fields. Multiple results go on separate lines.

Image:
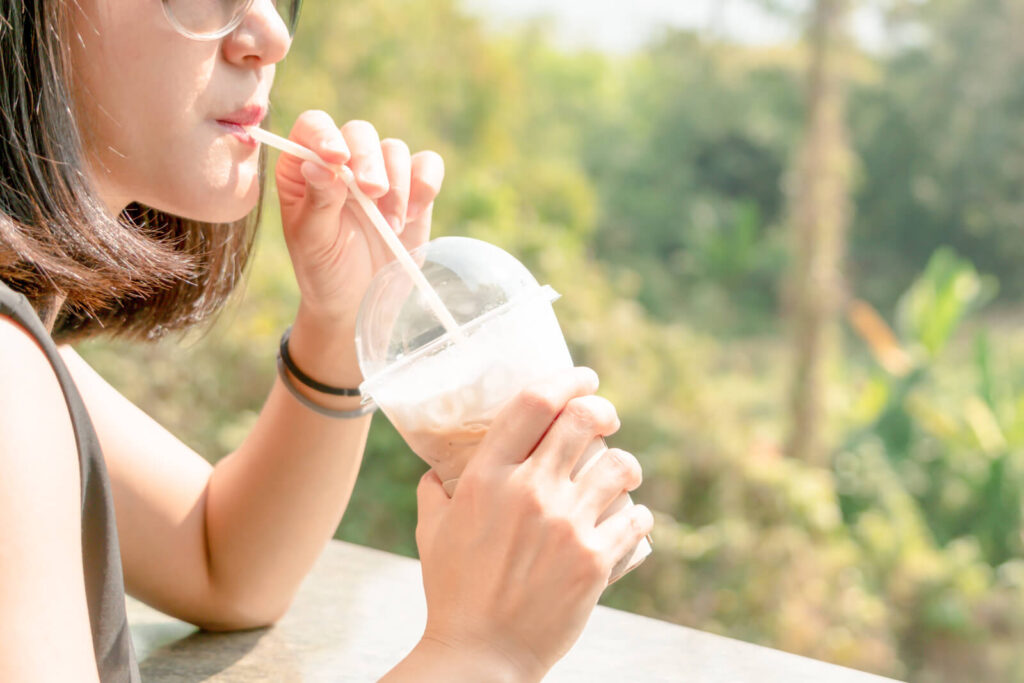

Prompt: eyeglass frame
xmin=161 ymin=0 xmax=302 ymax=42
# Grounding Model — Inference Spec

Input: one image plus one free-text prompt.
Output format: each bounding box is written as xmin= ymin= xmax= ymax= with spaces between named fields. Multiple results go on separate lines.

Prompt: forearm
xmin=203 ymin=311 xmax=371 ymax=624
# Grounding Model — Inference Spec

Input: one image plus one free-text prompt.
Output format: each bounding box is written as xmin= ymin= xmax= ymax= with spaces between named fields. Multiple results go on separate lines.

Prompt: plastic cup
xmin=356 ymin=237 xmax=652 ymax=581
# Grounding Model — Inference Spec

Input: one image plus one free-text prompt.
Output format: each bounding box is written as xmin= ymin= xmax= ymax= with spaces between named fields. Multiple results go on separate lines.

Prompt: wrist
xmin=286 ymin=309 xmax=364 ymax=404
xmin=414 ymin=632 xmax=543 ymax=683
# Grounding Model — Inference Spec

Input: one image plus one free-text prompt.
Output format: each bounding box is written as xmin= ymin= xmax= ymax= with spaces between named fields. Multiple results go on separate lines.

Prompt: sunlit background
xmin=83 ymin=1 xmax=1024 ymax=680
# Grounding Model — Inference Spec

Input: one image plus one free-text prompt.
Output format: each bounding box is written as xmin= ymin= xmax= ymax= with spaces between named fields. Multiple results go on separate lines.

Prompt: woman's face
xmin=70 ymin=0 xmax=292 ymax=223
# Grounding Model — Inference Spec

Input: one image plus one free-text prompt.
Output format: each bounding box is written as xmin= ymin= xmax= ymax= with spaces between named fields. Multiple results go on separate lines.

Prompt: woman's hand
xmin=275 ymin=110 xmax=445 ymax=334
xmin=409 ymin=368 xmax=654 ymax=682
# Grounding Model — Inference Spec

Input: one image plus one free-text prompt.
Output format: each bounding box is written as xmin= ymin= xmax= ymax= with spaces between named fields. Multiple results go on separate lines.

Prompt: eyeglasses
xmin=162 ymin=0 xmax=302 ymax=41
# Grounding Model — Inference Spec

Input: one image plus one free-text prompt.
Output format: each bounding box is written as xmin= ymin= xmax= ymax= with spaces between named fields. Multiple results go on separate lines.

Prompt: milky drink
xmin=361 ymin=284 xmax=652 ymax=582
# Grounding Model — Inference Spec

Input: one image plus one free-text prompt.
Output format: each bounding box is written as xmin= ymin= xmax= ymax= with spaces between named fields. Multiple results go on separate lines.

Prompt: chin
xmin=207 ymin=192 xmax=260 ymax=224
xmin=162 ymin=181 xmax=261 ymax=224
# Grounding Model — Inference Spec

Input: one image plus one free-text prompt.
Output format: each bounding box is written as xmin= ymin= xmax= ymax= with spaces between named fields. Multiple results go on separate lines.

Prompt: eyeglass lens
xmin=167 ymin=0 xmax=301 ymax=38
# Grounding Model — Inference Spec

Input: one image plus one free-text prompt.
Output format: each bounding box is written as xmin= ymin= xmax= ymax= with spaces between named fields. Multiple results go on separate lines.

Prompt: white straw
xmin=248 ymin=126 xmax=463 ymax=339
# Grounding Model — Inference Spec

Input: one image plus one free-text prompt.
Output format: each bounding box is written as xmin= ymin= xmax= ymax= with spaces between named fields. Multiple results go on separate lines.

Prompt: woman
xmin=0 ymin=1 xmax=652 ymax=681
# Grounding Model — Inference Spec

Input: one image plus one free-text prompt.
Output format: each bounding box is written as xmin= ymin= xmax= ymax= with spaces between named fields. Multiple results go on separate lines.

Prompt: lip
xmin=215 ymin=104 xmax=267 ymax=147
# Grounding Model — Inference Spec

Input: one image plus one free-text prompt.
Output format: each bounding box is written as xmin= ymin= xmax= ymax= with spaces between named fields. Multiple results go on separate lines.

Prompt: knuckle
xmin=605 ymin=449 xmax=642 ymax=489
xmin=517 ymin=487 xmax=545 ymax=516
xmin=348 ymin=147 xmax=372 ymax=164
xmin=518 ymin=387 xmax=560 ymax=416
xmin=576 ymin=542 xmax=609 ymax=582
xmin=564 ymin=397 xmax=594 ymax=423
xmin=348 ymin=142 xmax=376 ymax=162
xmin=603 ymin=450 xmax=630 ymax=482
xmin=506 ymin=473 xmax=544 ymax=514
xmin=308 ymin=193 xmax=338 ymax=211
xmin=568 ymin=396 xmax=618 ymax=433
xmin=548 ymin=515 xmax=578 ymax=544
xmin=381 ymin=186 xmax=409 ymax=205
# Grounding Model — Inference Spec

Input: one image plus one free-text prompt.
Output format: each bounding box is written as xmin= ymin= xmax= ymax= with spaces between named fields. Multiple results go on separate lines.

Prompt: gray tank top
xmin=0 ymin=281 xmax=140 ymax=682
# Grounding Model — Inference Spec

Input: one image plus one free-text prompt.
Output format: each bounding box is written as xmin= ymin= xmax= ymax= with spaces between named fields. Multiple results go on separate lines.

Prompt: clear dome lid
xmin=355 ymin=236 xmax=552 ymax=383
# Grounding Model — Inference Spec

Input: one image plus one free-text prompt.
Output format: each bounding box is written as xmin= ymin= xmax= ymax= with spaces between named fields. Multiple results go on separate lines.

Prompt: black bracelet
xmin=276 ymin=354 xmax=377 ymax=419
xmin=279 ymin=326 xmax=362 ymax=397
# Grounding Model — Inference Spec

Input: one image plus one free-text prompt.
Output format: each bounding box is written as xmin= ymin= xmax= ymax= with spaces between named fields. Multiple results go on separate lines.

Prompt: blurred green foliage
xmin=78 ymin=1 xmax=1024 ymax=680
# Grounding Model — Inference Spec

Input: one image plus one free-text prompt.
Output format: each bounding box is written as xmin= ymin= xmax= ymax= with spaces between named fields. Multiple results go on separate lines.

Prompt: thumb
xmin=287 ymin=161 xmax=353 ymax=241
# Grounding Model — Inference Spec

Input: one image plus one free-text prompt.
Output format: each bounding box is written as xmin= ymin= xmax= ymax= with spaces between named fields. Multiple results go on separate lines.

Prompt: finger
xmin=276 ymin=110 xmax=350 ymax=205
xmin=415 ymin=469 xmax=449 ymax=548
xmin=400 ymin=151 xmax=445 ymax=251
xmin=406 ymin=151 xmax=445 ymax=221
xmin=527 ymin=395 xmax=620 ymax=478
xmin=574 ymin=448 xmax=642 ymax=523
xmin=377 ymin=139 xmax=412 ymax=235
xmin=477 ymin=367 xmax=600 ymax=469
xmin=341 ymin=119 xmax=389 ymax=199
xmin=594 ymin=504 xmax=654 ymax=573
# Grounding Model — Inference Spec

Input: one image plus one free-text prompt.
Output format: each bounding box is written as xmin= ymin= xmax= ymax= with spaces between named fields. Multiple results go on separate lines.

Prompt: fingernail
xmin=389 ymin=215 xmax=404 ymax=235
xmin=407 ymin=200 xmax=425 ymax=220
xmin=301 ymin=161 xmax=335 ymax=190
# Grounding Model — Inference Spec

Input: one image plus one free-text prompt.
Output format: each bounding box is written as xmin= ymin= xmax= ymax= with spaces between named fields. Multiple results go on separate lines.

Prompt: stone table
xmin=127 ymin=541 xmax=900 ymax=682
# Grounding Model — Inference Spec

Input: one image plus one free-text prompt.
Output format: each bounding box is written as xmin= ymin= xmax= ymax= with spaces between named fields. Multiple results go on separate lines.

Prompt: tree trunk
xmin=786 ymin=0 xmax=853 ymax=465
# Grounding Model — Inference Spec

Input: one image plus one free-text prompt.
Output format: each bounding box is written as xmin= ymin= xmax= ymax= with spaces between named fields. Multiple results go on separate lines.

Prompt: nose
xmin=221 ymin=0 xmax=291 ymax=67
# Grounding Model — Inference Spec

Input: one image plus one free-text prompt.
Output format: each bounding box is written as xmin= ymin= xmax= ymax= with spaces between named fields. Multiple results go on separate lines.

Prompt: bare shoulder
xmin=0 ymin=314 xmax=71 ymax=436
xmin=0 ymin=316 xmax=100 ymax=679
xmin=0 ymin=315 xmax=84 ymax=542
xmin=0 ymin=313 xmax=80 ymax=521
xmin=0 ymin=312 xmax=79 ymax=506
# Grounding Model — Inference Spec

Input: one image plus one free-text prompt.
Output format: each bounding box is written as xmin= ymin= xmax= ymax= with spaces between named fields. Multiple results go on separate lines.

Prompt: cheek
xmin=73 ymin=3 xmax=186 ymax=145
xmin=74 ymin=19 xmax=213 ymax=199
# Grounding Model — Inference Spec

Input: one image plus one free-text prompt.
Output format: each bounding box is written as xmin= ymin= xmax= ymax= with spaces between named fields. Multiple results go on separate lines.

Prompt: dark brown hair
xmin=0 ymin=1 xmax=263 ymax=343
